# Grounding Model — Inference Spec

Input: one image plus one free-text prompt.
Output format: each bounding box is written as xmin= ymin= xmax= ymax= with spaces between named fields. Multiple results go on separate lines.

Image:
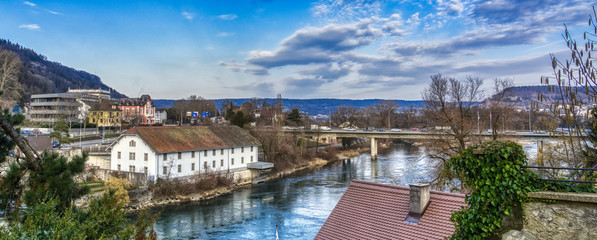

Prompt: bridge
xmin=287 ymin=129 xmax=570 ymax=160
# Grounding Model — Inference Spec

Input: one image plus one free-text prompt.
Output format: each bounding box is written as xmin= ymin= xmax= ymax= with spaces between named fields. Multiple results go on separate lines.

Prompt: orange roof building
xmin=316 ymin=180 xmax=466 ymax=240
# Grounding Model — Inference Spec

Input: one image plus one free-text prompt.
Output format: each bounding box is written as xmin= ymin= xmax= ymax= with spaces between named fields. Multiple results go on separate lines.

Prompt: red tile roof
xmin=121 ymin=125 xmax=261 ymax=153
xmin=315 ymin=180 xmax=466 ymax=240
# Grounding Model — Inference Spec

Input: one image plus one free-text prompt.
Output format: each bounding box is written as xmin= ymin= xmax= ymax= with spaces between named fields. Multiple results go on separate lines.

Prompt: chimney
xmin=405 ymin=183 xmax=430 ymax=224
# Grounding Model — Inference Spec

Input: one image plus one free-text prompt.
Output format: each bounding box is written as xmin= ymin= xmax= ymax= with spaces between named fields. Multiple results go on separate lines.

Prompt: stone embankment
xmin=123 ymin=147 xmax=371 ymax=212
xmin=502 ymin=191 xmax=597 ymax=240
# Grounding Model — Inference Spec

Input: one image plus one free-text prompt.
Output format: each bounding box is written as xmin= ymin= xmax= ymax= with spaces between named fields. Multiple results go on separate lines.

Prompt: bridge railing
xmin=522 ymin=166 xmax=597 ymax=184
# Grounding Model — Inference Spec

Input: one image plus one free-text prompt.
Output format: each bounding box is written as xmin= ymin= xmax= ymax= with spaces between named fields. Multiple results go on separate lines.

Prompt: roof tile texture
xmin=124 ymin=125 xmax=261 ymax=153
xmin=315 ymin=180 xmax=466 ymax=240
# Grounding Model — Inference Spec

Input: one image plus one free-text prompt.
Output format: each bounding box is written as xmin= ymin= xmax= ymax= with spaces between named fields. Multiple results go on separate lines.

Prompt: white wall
xmin=157 ymin=145 xmax=259 ymax=179
xmin=110 ymin=135 xmax=156 ymax=180
xmin=110 ymin=135 xmax=260 ymax=181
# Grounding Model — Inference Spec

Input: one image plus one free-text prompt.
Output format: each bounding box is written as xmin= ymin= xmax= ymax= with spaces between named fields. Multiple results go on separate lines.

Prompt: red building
xmin=117 ymin=95 xmax=159 ymax=125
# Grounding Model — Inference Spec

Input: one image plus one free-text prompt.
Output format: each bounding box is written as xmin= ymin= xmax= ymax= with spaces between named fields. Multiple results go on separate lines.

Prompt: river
xmin=152 ymin=143 xmax=435 ymax=239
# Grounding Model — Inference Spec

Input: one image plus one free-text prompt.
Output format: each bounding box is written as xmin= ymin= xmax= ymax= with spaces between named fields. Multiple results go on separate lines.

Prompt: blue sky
xmin=0 ymin=0 xmax=593 ymax=100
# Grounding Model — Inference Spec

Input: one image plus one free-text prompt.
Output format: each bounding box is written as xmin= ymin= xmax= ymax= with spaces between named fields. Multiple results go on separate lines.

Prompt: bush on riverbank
xmin=150 ymin=171 xmax=233 ymax=199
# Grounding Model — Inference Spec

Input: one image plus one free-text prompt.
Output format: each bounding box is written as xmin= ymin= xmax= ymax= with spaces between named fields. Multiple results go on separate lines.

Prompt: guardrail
xmin=523 ymin=166 xmax=597 ymax=184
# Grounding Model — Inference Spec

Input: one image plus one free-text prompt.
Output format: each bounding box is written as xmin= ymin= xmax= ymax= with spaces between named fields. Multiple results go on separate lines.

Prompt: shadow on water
xmin=152 ymin=143 xmax=433 ymax=239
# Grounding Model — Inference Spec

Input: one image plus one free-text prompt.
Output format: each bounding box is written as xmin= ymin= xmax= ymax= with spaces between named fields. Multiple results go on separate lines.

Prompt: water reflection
xmin=154 ymin=143 xmax=433 ymax=239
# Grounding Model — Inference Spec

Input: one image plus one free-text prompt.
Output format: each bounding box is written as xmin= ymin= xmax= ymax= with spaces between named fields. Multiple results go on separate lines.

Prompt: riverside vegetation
xmin=0 ymin=106 xmax=158 ymax=239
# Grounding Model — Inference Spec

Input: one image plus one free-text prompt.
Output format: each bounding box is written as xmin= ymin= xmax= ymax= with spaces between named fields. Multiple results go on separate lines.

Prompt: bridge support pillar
xmin=371 ymin=137 xmax=377 ymax=160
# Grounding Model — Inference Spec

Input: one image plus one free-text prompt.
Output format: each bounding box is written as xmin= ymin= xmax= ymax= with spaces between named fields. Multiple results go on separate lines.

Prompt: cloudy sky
xmin=0 ymin=0 xmax=594 ymax=100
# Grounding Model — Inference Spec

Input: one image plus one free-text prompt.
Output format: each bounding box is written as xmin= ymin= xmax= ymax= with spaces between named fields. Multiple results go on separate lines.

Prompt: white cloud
xmin=216 ymin=32 xmax=235 ymax=37
xmin=19 ymin=24 xmax=40 ymax=30
xmin=218 ymin=14 xmax=238 ymax=20
xmin=47 ymin=10 xmax=62 ymax=15
xmin=311 ymin=0 xmax=384 ymax=23
xmin=23 ymin=1 xmax=36 ymax=7
xmin=247 ymin=18 xmax=382 ymax=68
xmin=181 ymin=11 xmax=194 ymax=21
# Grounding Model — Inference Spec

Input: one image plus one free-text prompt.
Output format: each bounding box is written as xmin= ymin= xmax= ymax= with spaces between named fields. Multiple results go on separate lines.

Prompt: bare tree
xmin=422 ymin=74 xmax=484 ymax=189
xmin=487 ymin=78 xmax=514 ymax=139
xmin=0 ymin=48 xmax=23 ymax=101
xmin=423 ymin=74 xmax=483 ymax=152
xmin=330 ymin=106 xmax=363 ymax=128
xmin=365 ymin=100 xmax=399 ymax=128
xmin=538 ymin=7 xmax=597 ymax=170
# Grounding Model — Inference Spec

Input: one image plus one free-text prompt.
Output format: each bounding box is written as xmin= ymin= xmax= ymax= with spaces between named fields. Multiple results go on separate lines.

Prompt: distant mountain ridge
xmin=154 ymin=98 xmax=426 ymax=116
xmin=0 ymin=38 xmax=126 ymax=101
xmin=154 ymin=86 xmax=567 ymax=116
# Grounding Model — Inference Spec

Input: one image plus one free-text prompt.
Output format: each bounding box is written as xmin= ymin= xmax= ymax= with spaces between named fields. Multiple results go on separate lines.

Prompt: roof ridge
xmin=351 ymin=180 xmax=409 ymax=191
xmin=351 ymin=180 xmax=466 ymax=198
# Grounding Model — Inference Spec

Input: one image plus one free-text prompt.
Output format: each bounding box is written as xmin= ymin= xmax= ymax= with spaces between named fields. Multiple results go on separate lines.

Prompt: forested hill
xmin=0 ymin=38 xmax=126 ymax=101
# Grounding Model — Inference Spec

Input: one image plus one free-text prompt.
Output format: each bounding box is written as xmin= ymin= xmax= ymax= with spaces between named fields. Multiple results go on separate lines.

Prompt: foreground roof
xmin=120 ymin=125 xmax=261 ymax=153
xmin=316 ymin=180 xmax=466 ymax=240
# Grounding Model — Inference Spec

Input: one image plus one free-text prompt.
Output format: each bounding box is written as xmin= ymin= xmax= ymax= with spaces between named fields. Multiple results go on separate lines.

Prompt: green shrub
xmin=448 ymin=141 xmax=535 ymax=239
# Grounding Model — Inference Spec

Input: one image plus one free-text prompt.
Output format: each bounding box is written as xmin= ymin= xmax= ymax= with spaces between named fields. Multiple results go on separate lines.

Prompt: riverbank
xmin=124 ymin=146 xmax=374 ymax=213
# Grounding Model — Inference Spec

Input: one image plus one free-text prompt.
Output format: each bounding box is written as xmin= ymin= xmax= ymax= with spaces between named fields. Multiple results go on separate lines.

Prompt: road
xmin=63 ymin=137 xmax=118 ymax=148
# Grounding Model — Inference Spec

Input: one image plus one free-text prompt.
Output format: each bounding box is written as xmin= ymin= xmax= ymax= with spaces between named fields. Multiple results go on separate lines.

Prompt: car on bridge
xmin=390 ymin=128 xmax=402 ymax=132
xmin=343 ymin=127 xmax=356 ymax=131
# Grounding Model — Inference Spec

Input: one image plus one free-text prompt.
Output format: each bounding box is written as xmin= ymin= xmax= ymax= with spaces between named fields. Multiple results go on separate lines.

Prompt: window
xmin=241 ymin=157 xmax=244 ymax=164
xmin=213 ymin=149 xmax=216 ymax=156
xmin=117 ymin=164 xmax=121 ymax=171
xmin=231 ymin=158 xmax=234 ymax=165
xmin=192 ymin=163 xmax=195 ymax=171
xmin=221 ymin=159 xmax=224 ymax=167
xmin=241 ymin=147 xmax=244 ymax=153
xmin=251 ymin=146 xmax=254 ymax=152
xmin=117 ymin=151 xmax=121 ymax=159
xmin=129 ymin=165 xmax=135 ymax=172
xmin=129 ymin=140 xmax=136 ymax=147
xmin=221 ymin=149 xmax=224 ymax=155
xmin=212 ymin=160 xmax=216 ymax=168
xmin=144 ymin=153 xmax=148 ymax=161
xmin=144 ymin=167 xmax=148 ymax=173
xmin=178 ymin=152 xmax=182 ymax=159
xmin=163 ymin=154 xmax=167 ymax=161
xmin=204 ymin=162 xmax=208 ymax=169
xmin=204 ymin=151 xmax=207 ymax=157
xmin=251 ymin=156 xmax=254 ymax=162
xmin=192 ymin=151 xmax=195 ymax=158
xmin=231 ymin=148 xmax=234 ymax=154
xmin=163 ymin=166 xmax=167 ymax=175
xmin=129 ymin=152 xmax=135 ymax=160
xmin=178 ymin=165 xmax=182 ymax=173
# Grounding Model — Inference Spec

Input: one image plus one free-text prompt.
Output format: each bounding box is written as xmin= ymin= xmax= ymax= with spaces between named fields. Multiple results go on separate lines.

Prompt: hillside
xmin=487 ymin=85 xmax=591 ymax=109
xmin=0 ymin=38 xmax=126 ymax=102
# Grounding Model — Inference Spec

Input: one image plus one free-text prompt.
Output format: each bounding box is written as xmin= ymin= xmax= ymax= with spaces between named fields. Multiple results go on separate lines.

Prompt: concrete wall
xmin=83 ymin=167 xmax=149 ymax=187
xmin=504 ymin=191 xmax=597 ymax=240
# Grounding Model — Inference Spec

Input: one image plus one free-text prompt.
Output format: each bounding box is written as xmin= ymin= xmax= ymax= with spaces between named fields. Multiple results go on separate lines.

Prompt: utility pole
xmin=388 ymin=109 xmax=391 ymax=129
xmin=477 ymin=110 xmax=480 ymax=134
xmin=529 ymin=104 xmax=532 ymax=133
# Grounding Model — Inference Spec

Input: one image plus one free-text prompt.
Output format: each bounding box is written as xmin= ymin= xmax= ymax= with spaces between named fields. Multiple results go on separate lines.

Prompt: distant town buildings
xmin=107 ymin=125 xmax=261 ymax=182
xmin=117 ymin=95 xmax=159 ymax=125
xmin=88 ymin=100 xmax=122 ymax=127
xmin=28 ymin=88 xmax=109 ymax=123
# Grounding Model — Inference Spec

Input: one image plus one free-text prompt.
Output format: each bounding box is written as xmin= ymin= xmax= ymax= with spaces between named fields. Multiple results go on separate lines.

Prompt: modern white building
xmin=107 ymin=125 xmax=261 ymax=182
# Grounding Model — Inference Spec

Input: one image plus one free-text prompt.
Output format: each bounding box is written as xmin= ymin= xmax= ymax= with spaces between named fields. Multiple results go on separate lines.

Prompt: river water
xmin=153 ymin=143 xmax=434 ymax=239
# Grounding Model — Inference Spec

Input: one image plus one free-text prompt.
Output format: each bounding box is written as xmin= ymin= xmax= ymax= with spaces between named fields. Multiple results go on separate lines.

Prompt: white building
xmin=108 ymin=125 xmax=261 ymax=182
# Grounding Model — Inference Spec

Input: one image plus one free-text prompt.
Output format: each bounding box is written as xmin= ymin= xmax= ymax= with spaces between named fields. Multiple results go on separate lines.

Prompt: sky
xmin=0 ymin=0 xmax=594 ymax=100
